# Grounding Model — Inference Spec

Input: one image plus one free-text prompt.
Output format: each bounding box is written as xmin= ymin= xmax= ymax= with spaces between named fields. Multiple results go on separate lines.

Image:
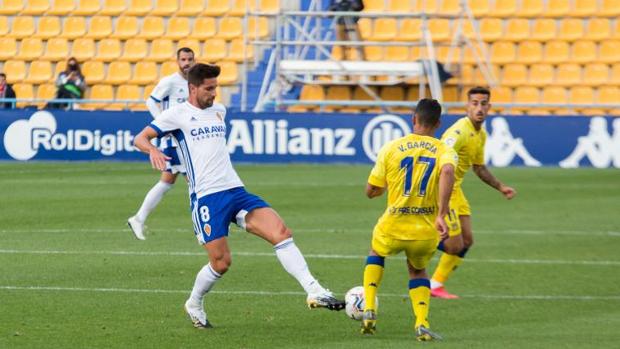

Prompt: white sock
xmin=135 ymin=181 xmax=173 ymax=222
xmin=189 ymin=264 xmax=221 ymax=304
xmin=274 ymin=238 xmax=322 ymax=295
xmin=430 ymin=279 xmax=443 ymax=290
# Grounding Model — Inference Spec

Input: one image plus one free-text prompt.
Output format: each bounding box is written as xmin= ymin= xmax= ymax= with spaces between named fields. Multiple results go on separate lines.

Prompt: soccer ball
xmin=344 ymin=286 xmax=378 ymax=321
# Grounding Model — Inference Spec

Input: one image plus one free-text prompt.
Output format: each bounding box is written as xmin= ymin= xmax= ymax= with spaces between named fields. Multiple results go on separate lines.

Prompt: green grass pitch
xmin=1 ymin=162 xmax=619 ymax=348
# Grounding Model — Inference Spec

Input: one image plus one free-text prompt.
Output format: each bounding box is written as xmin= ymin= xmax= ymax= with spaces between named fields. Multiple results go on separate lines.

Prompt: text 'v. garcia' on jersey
xmin=148 ymin=102 xmax=244 ymax=198
xmin=441 ymin=116 xmax=487 ymax=187
xmin=368 ymin=134 xmax=458 ymax=240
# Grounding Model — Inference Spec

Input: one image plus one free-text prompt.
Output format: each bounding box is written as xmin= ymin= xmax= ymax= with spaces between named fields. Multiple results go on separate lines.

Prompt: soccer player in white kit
xmin=133 ymin=63 xmax=345 ymax=329
xmin=127 ymin=48 xmax=195 ymax=240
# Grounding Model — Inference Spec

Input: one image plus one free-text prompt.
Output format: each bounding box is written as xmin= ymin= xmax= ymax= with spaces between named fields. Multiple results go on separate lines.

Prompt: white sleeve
xmin=147 ymin=77 xmax=170 ymax=118
xmin=149 ymin=110 xmax=179 ymax=137
xmin=146 ymin=97 xmax=161 ymax=119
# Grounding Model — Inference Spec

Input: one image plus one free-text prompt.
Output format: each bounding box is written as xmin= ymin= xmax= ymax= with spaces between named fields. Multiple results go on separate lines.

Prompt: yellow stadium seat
xmin=71 ymin=38 xmax=96 ymax=61
xmin=372 ymin=18 xmax=397 ymax=41
xmin=107 ymin=84 xmax=142 ymax=110
xmin=517 ymin=41 xmax=543 ymax=64
xmin=25 ymin=60 xmax=52 ymax=84
xmin=259 ymin=0 xmax=279 ymax=14
xmin=139 ymin=16 xmax=165 ymax=40
xmin=599 ymin=0 xmax=620 ymax=17
xmin=501 ymin=64 xmax=527 ymax=87
xmin=599 ymin=40 xmax=620 ymax=64
xmin=490 ymin=0 xmax=517 ymax=17
xmin=160 ymin=61 xmax=178 ymax=77
xmin=191 ymin=17 xmax=216 ymax=40
xmin=439 ymin=0 xmax=459 ymax=15
xmin=504 ymin=18 xmax=530 ymax=42
xmin=469 ymin=0 xmax=489 ymax=17
xmin=611 ymin=63 xmax=620 ymax=85
xmin=73 ymin=0 xmax=101 ymax=15
xmin=571 ymin=40 xmax=597 ymax=64
xmin=22 ymin=0 xmax=49 ymax=15
xmin=13 ymin=83 xmax=34 ymax=108
xmin=228 ymin=39 xmax=255 ymax=62
xmin=17 ymin=38 xmax=43 ymax=61
xmin=177 ymin=39 xmax=201 ymax=58
xmin=126 ymin=0 xmax=152 ymax=16
xmin=288 ymin=85 xmax=321 ymax=112
xmin=151 ymin=0 xmax=178 ymax=16
xmin=0 ymin=16 xmax=7 ymax=36
xmin=380 ymin=86 xmax=404 ymax=101
xmin=105 ymin=61 xmax=131 ymax=85
xmin=479 ymin=18 xmax=503 ymax=42
xmin=323 ymin=86 xmax=351 ymax=111
xmin=531 ymin=18 xmax=556 ymax=41
xmin=148 ymin=39 xmax=175 ymax=62
xmin=542 ymin=0 xmax=570 ymax=18
xmin=598 ymin=87 xmax=620 ymax=116
xmin=96 ymin=39 xmax=122 ymax=62
xmin=516 ymin=0 xmax=544 ymax=17
xmin=385 ymin=46 xmax=409 ymax=62
xmin=613 ymin=20 xmax=620 ymax=40
xmin=9 ymin=16 xmax=35 ymax=38
xmin=100 ymin=0 xmax=127 ymax=15
xmin=363 ymin=46 xmax=383 ymax=61
xmin=490 ymin=41 xmax=515 ymax=64
xmin=356 ymin=18 xmax=372 ymax=40
xmin=428 ymin=19 xmax=451 ymax=42
xmin=582 ymin=63 xmax=609 ymax=87
xmin=177 ymin=0 xmax=204 ymax=16
xmin=570 ymin=86 xmax=595 ymax=113
xmin=399 ymin=19 xmax=422 ymax=41
xmin=538 ymin=86 xmax=567 ymax=115
xmin=41 ymin=38 xmax=69 ymax=61
xmin=513 ymin=86 xmax=539 ymax=113
xmin=60 ymin=16 xmax=86 ymax=39
xmin=202 ymin=38 xmax=227 ymax=62
xmin=218 ymin=17 xmax=243 ymax=40
xmin=121 ymin=39 xmax=148 ymax=62
xmin=217 ymin=61 xmax=238 ymax=85
xmin=528 ymin=63 xmax=554 ymax=86
xmin=132 ymin=61 xmax=158 ymax=85
xmin=442 ymin=86 xmax=459 ymax=102
xmin=388 ymin=0 xmax=410 ymax=12
xmin=558 ymin=18 xmax=584 ymax=42
xmin=4 ymin=61 xmax=26 ymax=83
xmin=493 ymin=86 xmax=513 ymax=104
xmin=47 ymin=0 xmax=75 ymax=15
xmin=82 ymin=61 xmax=105 ymax=84
xmin=555 ymin=63 xmax=582 ymax=86
xmin=112 ymin=16 xmax=138 ymax=39
xmin=230 ymin=0 xmax=252 ymax=16
xmin=584 ymin=18 xmax=611 ymax=41
xmin=414 ymin=0 xmax=438 ymax=14
xmin=363 ymin=0 xmax=384 ymax=12
xmin=83 ymin=84 xmax=113 ymax=110
xmin=0 ymin=37 xmax=18 ymax=60
xmin=86 ymin=16 xmax=113 ymax=39
xmin=35 ymin=83 xmax=56 ymax=108
xmin=0 ymin=0 xmax=23 ymax=15
xmin=543 ymin=40 xmax=569 ymax=64
xmin=165 ymin=17 xmax=191 ymax=40
xmin=248 ymin=16 xmax=269 ymax=39
xmin=34 ymin=16 xmax=61 ymax=38
xmin=572 ymin=0 xmax=598 ymax=17
xmin=203 ymin=0 xmax=229 ymax=16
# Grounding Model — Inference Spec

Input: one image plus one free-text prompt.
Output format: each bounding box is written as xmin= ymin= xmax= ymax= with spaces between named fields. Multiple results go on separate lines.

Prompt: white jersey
xmin=149 ymin=102 xmax=244 ymax=198
xmin=149 ymin=72 xmax=189 ymax=110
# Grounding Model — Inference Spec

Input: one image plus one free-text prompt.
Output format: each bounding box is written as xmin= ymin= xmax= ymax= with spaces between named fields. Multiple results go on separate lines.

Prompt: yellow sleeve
xmin=441 ymin=126 xmax=465 ymax=152
xmin=438 ymin=146 xmax=459 ymax=169
xmin=472 ymin=131 xmax=486 ymax=165
xmin=368 ymin=144 xmax=389 ymax=188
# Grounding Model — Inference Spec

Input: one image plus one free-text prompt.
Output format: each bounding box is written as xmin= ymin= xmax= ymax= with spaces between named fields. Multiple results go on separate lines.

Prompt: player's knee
xmin=210 ymin=253 xmax=232 ymax=274
xmin=274 ymin=226 xmax=292 ymax=243
xmin=463 ymin=236 xmax=474 ymax=248
xmin=442 ymin=237 xmax=464 ymax=255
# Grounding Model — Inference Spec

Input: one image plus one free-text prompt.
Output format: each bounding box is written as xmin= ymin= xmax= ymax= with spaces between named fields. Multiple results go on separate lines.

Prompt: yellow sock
xmin=363 ymin=255 xmax=384 ymax=311
xmin=409 ymin=279 xmax=431 ymax=328
xmin=431 ymin=252 xmax=463 ymax=285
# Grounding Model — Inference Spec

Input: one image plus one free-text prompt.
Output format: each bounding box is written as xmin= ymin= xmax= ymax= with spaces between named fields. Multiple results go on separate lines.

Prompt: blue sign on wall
xmin=1 ymin=109 xmax=618 ymax=168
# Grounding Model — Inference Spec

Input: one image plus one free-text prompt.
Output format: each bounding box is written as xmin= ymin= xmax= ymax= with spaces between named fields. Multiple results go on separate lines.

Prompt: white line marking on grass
xmin=1 ymin=285 xmax=619 ymax=301
xmin=1 ymin=249 xmax=619 ymax=266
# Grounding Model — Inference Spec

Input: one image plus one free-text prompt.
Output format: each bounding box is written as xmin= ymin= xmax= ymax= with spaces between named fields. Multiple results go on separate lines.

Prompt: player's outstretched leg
xmin=127 ymin=178 xmax=174 ymax=240
xmin=360 ymin=254 xmax=384 ymax=334
xmin=245 ymin=207 xmax=345 ymax=311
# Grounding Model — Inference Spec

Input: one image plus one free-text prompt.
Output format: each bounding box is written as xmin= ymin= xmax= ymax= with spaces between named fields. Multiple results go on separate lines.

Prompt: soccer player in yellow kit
xmin=430 ymin=87 xmax=517 ymax=299
xmin=360 ymin=99 xmax=458 ymax=341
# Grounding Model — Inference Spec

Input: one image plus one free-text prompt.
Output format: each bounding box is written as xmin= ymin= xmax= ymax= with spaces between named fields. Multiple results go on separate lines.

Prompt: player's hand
xmin=149 ymin=148 xmax=171 ymax=171
xmin=435 ymin=216 xmax=449 ymax=240
xmin=500 ymin=185 xmax=517 ymax=200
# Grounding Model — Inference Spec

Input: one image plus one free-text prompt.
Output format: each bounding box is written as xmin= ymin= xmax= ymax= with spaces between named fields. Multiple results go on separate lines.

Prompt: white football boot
xmin=127 ymin=216 xmax=146 ymax=240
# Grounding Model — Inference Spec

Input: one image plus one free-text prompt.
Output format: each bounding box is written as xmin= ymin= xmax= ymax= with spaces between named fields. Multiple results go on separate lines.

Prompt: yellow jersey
xmin=441 ymin=117 xmax=487 ymax=187
xmin=368 ymin=134 xmax=458 ymax=240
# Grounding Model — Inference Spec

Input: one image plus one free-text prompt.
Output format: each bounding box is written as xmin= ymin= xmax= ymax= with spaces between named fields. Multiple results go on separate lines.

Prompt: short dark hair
xmin=0 ymin=73 xmax=6 ymax=79
xmin=177 ymin=47 xmax=195 ymax=59
xmin=414 ymin=98 xmax=442 ymax=127
xmin=467 ymin=86 xmax=491 ymax=100
xmin=187 ymin=63 xmax=221 ymax=86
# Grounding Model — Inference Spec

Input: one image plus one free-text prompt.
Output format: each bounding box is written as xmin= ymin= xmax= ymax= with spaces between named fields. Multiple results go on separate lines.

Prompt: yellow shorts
xmin=451 ymin=186 xmax=471 ymax=216
xmin=371 ymin=230 xmax=438 ymax=270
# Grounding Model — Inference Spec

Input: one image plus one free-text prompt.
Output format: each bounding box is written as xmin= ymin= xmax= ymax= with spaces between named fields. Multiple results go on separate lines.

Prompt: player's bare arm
xmin=365 ymin=183 xmax=385 ymax=198
xmin=134 ymin=127 xmax=171 ymax=171
xmin=436 ymin=164 xmax=455 ymax=240
xmin=472 ymin=164 xmax=516 ymax=199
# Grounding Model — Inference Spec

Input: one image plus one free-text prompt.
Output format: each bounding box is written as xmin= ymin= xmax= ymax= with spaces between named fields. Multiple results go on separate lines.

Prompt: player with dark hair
xmin=361 ymin=98 xmax=457 ymax=341
xmin=133 ymin=63 xmax=345 ymax=329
